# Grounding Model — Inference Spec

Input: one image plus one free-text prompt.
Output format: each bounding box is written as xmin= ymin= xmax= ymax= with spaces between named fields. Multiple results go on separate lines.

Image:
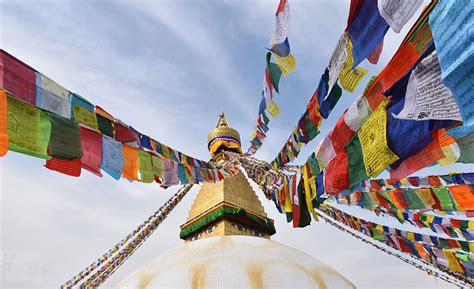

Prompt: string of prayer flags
xmin=321 ymin=205 xmax=472 ymax=277
xmin=0 ymin=90 xmax=9 ymax=156
xmin=331 ymin=184 xmax=473 ymax=213
xmin=429 ymin=0 xmax=474 ymax=137
xmin=1 ymin=50 xmax=227 ymax=185
xmin=247 ymin=0 xmax=294 ymax=155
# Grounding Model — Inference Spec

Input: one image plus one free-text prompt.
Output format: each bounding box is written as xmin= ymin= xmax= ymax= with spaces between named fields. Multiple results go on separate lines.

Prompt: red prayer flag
xmin=329 ymin=112 xmax=355 ymax=153
xmin=45 ymin=158 xmax=81 ymax=177
xmin=345 ymin=0 xmax=363 ymax=31
xmin=80 ymin=126 xmax=103 ymax=177
xmin=0 ymin=50 xmax=36 ymax=105
xmin=324 ymin=150 xmax=349 ymax=194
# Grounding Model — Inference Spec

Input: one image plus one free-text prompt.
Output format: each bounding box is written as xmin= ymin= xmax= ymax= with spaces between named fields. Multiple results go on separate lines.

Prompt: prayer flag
xmin=7 ymin=96 xmax=51 ymax=159
xmin=0 ymin=50 xmax=36 ymax=105
xmin=122 ymin=144 xmax=139 ymax=181
xmin=72 ymin=104 xmax=99 ymax=131
xmin=344 ymin=95 xmax=372 ymax=132
xmin=448 ymin=185 xmax=474 ymax=211
xmin=101 ymin=136 xmax=124 ymax=180
xmin=0 ymin=90 xmax=9 ymax=156
xmin=270 ymin=0 xmax=290 ymax=45
xmin=96 ymin=113 xmax=114 ymax=138
xmin=345 ymin=136 xmax=369 ymax=189
xmin=47 ymin=112 xmax=82 ymax=159
xmin=266 ymin=52 xmax=283 ymax=93
xmin=394 ymin=51 xmax=462 ymax=121
xmin=429 ymin=0 xmax=474 ymax=127
xmin=70 ymin=92 xmax=94 ymax=117
xmin=80 ymin=127 xmax=102 ymax=176
xmin=324 ymin=150 xmax=349 ymax=194
xmin=269 ymin=38 xmax=290 ymax=57
xmin=273 ymin=53 xmax=296 ymax=76
xmin=359 ymin=100 xmax=399 ymax=177
xmin=36 ymin=73 xmax=71 ymax=119
xmin=45 ymin=157 xmax=81 ymax=177
xmin=347 ymin=0 xmax=389 ymax=67
xmin=138 ymin=149 xmax=154 ymax=183
xmin=377 ymin=0 xmax=423 ymax=33
xmin=330 ymin=112 xmax=355 ymax=153
xmin=432 ymin=186 xmax=455 ymax=211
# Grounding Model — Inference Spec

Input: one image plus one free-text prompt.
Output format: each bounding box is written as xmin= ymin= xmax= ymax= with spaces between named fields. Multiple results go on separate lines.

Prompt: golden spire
xmin=179 ymin=113 xmax=275 ymax=242
xmin=207 ymin=113 xmax=242 ymax=157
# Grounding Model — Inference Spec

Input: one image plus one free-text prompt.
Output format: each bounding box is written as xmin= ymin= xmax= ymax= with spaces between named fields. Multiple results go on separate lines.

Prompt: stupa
xmin=115 ymin=114 xmax=355 ymax=289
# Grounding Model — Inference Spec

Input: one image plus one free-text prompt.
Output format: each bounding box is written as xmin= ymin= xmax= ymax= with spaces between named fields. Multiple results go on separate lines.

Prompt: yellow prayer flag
xmin=443 ymin=249 xmax=464 ymax=273
xmin=425 ymin=214 xmax=435 ymax=225
xmin=339 ymin=36 xmax=368 ymax=93
xmin=367 ymin=191 xmax=380 ymax=206
xmin=73 ymin=104 xmax=99 ymax=131
xmin=400 ymin=177 xmax=409 ymax=186
xmin=273 ymin=53 xmax=297 ymax=76
xmin=359 ymin=100 xmax=399 ymax=177
xmin=303 ymin=165 xmax=318 ymax=221
xmin=406 ymin=231 xmax=415 ymax=241
xmin=438 ymin=144 xmax=460 ymax=166
xmin=468 ymin=220 xmax=474 ymax=230
xmin=284 ymin=181 xmax=292 ymax=213
xmin=415 ymin=188 xmax=436 ymax=207
xmin=267 ymin=100 xmax=281 ymax=118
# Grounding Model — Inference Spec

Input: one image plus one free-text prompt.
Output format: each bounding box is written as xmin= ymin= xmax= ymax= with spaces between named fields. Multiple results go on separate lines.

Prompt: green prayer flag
xmin=455 ymin=252 xmax=471 ymax=263
xmin=138 ymin=149 xmax=154 ymax=183
xmin=306 ymin=153 xmax=320 ymax=175
xmin=297 ymin=177 xmax=311 ymax=227
xmin=345 ymin=136 xmax=369 ymax=189
xmin=47 ymin=112 xmax=83 ymax=159
xmin=302 ymin=110 xmax=320 ymax=141
xmin=457 ymin=134 xmax=474 ymax=164
xmin=7 ymin=96 xmax=51 ymax=159
xmin=372 ymin=228 xmax=385 ymax=240
xmin=432 ymin=186 xmax=455 ymax=211
xmin=151 ymin=155 xmax=164 ymax=179
xmin=266 ymin=52 xmax=282 ymax=93
xmin=96 ymin=114 xmax=114 ymax=138
xmin=402 ymin=189 xmax=425 ymax=210
xmin=360 ymin=192 xmax=374 ymax=208
xmin=261 ymin=111 xmax=270 ymax=125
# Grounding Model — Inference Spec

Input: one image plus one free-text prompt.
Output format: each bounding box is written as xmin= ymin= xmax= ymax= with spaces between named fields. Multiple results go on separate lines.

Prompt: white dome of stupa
xmin=115 ymin=236 xmax=355 ymax=289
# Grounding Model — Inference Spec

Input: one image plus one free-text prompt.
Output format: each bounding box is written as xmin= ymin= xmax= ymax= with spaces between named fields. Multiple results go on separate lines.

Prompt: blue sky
xmin=0 ymin=0 xmax=471 ymax=288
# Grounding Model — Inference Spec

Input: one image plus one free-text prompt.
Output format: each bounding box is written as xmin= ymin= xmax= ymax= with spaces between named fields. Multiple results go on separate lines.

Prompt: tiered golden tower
xmin=179 ymin=113 xmax=275 ymax=241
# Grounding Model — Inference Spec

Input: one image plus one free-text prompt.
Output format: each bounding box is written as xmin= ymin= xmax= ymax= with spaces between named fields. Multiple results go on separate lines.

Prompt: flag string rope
xmin=322 ymin=204 xmax=473 ymax=285
xmin=60 ymin=184 xmax=194 ymax=288
xmin=315 ymin=208 xmax=470 ymax=288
